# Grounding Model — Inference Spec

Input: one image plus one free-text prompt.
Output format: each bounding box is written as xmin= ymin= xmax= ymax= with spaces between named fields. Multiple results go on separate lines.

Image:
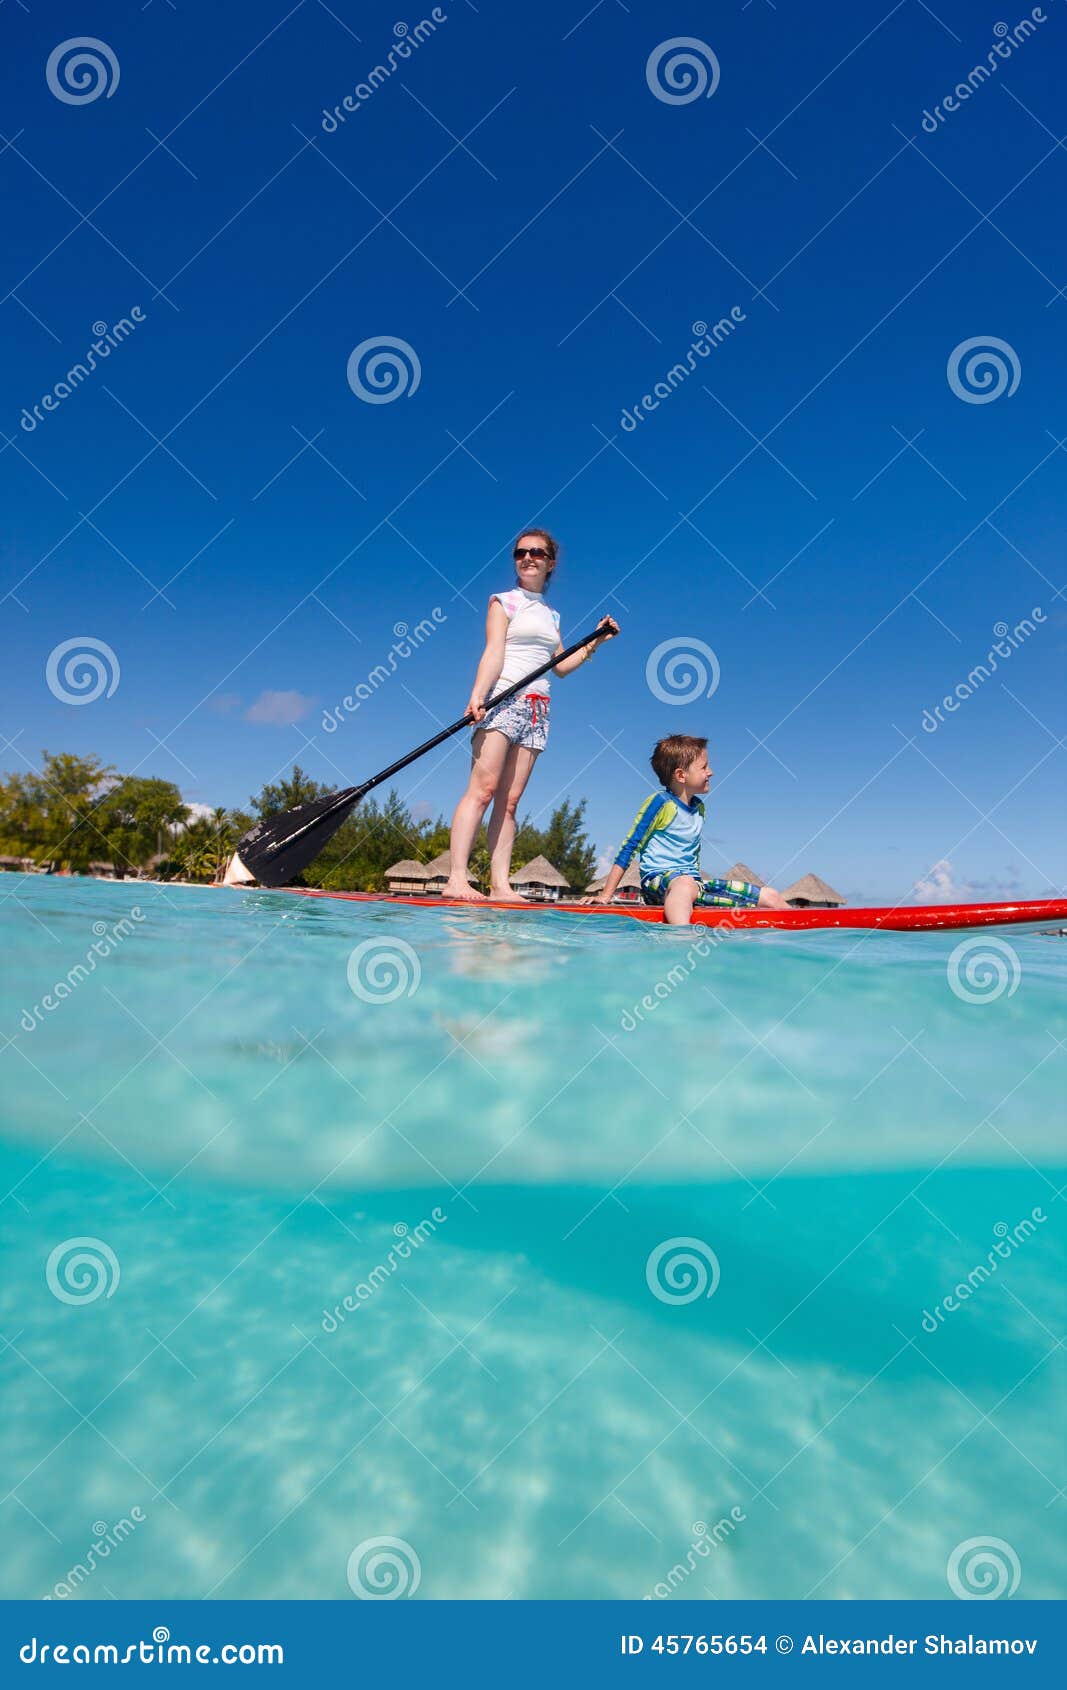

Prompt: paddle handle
xmin=349 ymin=622 xmax=617 ymax=803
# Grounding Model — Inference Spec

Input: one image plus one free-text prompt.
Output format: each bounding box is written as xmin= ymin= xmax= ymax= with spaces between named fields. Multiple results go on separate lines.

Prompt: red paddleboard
xmin=280 ymin=889 xmax=1067 ymax=933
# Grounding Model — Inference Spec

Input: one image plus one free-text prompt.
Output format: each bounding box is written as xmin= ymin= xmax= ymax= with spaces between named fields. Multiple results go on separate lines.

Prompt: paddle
xmin=227 ymin=622 xmax=618 ymax=888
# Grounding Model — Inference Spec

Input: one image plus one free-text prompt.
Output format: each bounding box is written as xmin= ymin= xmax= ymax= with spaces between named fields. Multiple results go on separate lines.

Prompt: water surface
xmin=1 ymin=877 xmax=1063 ymax=1600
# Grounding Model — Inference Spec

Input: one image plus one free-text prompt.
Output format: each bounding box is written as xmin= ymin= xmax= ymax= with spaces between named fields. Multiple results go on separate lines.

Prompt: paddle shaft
xmin=269 ymin=624 xmax=616 ymax=854
xmin=359 ymin=624 xmax=613 ymax=793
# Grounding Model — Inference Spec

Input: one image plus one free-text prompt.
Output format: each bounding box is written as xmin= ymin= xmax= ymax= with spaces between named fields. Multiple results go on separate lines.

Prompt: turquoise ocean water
xmin=1 ymin=875 xmax=1063 ymax=1601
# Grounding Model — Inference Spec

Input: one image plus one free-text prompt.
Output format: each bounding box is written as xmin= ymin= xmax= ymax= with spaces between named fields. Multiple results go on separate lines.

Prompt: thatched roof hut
xmin=783 ymin=873 xmax=845 ymax=908
xmin=385 ymin=858 xmax=432 ymax=896
xmin=423 ymin=850 xmax=476 ymax=892
xmin=727 ymin=861 xmax=765 ymax=887
xmin=88 ymin=861 xmax=119 ymax=879
xmin=511 ymin=855 xmax=569 ymax=901
xmin=586 ymin=862 xmax=642 ymax=902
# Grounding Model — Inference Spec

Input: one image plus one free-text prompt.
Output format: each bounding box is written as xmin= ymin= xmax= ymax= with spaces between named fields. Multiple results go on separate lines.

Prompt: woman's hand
xmin=466 ymin=693 xmax=487 ymax=724
xmin=589 ymin=615 xmax=619 ymax=651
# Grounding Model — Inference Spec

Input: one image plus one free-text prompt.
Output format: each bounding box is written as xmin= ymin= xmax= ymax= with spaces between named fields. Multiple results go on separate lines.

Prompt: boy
xmin=597 ymin=734 xmax=789 ymax=925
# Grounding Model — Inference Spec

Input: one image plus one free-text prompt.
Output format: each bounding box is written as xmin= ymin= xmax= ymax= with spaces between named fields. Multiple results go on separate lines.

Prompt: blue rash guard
xmin=613 ymin=789 xmax=762 ymax=910
xmin=614 ymin=790 xmax=705 ymax=881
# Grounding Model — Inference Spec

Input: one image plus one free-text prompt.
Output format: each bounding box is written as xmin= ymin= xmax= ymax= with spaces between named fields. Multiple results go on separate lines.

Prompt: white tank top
xmin=489 ymin=588 xmax=561 ymax=697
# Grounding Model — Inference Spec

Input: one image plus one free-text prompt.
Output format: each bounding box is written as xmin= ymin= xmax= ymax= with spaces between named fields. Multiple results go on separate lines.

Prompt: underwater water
xmin=1 ymin=876 xmax=1063 ymax=1600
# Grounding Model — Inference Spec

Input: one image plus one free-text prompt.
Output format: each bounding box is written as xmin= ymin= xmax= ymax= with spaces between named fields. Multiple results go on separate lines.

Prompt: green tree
xmin=512 ymin=798 xmax=596 ymax=892
xmin=3 ymin=752 xmax=115 ymax=872
xmin=171 ymin=806 xmax=243 ymax=883
xmin=314 ymin=789 xmax=446 ymax=891
xmin=251 ymin=766 xmax=331 ymax=817
xmin=96 ymin=776 xmax=189 ymax=871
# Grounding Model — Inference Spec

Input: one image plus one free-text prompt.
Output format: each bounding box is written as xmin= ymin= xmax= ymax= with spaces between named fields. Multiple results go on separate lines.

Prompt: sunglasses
xmin=514 ymin=546 xmax=550 ymax=561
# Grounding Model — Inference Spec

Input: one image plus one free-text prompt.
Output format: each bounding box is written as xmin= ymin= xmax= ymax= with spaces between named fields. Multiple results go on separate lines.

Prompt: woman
xmin=442 ymin=529 xmax=617 ymax=901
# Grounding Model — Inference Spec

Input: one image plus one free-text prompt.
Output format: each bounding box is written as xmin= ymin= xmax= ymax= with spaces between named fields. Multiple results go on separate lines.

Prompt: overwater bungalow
xmin=384 ymin=859 xmax=432 ymax=896
xmin=585 ymin=862 xmax=643 ymax=904
xmin=783 ymin=873 xmax=846 ymax=908
xmin=511 ymin=855 xmax=570 ymax=902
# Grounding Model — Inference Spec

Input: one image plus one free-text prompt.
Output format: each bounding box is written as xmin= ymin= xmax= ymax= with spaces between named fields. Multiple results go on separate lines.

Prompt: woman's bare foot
xmin=490 ymin=885 xmax=529 ymax=902
xmin=440 ymin=877 xmax=488 ymax=901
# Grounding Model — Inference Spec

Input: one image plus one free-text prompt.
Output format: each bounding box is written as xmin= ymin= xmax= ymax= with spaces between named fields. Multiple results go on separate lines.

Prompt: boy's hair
xmin=651 ymin=734 xmax=707 ymax=789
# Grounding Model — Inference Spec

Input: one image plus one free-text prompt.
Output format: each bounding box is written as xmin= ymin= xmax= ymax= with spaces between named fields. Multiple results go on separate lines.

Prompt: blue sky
xmin=2 ymin=0 xmax=1064 ymax=902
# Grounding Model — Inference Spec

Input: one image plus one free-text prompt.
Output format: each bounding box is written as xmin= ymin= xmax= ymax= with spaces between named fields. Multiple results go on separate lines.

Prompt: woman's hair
xmin=650 ymin=735 xmax=707 ymax=789
xmin=513 ymin=526 xmax=559 ymax=576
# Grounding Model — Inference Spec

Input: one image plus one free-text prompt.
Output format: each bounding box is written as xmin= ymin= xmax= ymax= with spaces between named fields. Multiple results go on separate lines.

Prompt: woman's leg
xmin=443 ymin=730 xmax=512 ymax=899
xmin=486 ymin=745 xmax=539 ymax=898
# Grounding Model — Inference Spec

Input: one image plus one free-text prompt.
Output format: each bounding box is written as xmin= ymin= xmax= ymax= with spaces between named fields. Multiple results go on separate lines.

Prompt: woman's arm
xmin=465 ymin=600 xmax=509 ymax=722
xmin=552 ymin=614 xmax=619 ymax=676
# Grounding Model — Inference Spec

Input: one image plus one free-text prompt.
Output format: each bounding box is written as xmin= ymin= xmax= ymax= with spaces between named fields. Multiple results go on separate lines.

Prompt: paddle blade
xmin=231 ymin=787 xmax=361 ymax=887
